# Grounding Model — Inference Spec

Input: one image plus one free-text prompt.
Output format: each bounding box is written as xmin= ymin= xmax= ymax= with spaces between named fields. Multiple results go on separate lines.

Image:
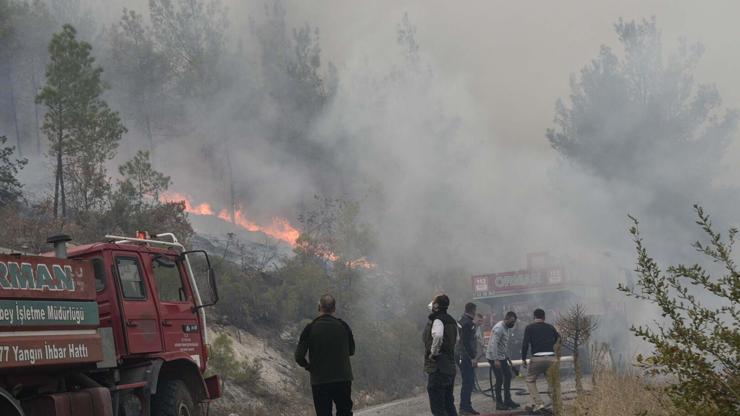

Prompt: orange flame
xmin=161 ymin=192 xmax=300 ymax=247
xmin=160 ymin=192 xmax=375 ymax=269
xmin=165 ymin=192 xmax=215 ymax=215
xmin=216 ymin=209 xmax=301 ymax=246
xmin=349 ymin=257 xmax=375 ymax=269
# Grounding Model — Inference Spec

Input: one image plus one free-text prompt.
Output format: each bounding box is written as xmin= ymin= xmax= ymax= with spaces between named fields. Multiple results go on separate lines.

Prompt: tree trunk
xmin=227 ymin=149 xmax=235 ymax=223
xmin=32 ymin=58 xmax=41 ymax=156
xmin=574 ymin=329 xmax=583 ymax=394
xmin=58 ymin=132 xmax=66 ymax=218
xmin=53 ymin=118 xmax=62 ymax=218
xmin=146 ymin=114 xmax=154 ymax=155
xmin=53 ymin=155 xmax=60 ymax=219
xmin=8 ymin=62 xmax=22 ymax=157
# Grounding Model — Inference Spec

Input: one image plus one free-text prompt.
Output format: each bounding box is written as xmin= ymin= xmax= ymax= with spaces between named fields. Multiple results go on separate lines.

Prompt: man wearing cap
xmin=423 ymin=294 xmax=459 ymax=416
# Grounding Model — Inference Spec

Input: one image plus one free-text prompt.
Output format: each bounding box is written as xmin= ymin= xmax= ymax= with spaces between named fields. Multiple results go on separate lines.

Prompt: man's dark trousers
xmin=490 ymin=359 xmax=512 ymax=404
xmin=427 ymin=372 xmax=458 ymax=416
xmin=311 ymin=381 xmax=353 ymax=416
xmin=458 ymin=359 xmax=475 ymax=411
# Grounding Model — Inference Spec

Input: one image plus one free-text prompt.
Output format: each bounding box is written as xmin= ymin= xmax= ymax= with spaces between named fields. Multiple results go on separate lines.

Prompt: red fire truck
xmin=0 ymin=233 xmax=220 ymax=416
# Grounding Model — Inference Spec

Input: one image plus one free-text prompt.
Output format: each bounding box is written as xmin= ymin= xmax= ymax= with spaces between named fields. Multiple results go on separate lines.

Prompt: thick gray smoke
xmin=5 ymin=0 xmax=738 ymax=356
xmin=151 ymin=1 xmax=740 ymax=356
xmin=146 ymin=1 xmax=740 ymax=267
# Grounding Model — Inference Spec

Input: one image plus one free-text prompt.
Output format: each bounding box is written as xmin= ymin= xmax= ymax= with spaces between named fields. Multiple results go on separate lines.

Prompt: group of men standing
xmin=424 ymin=294 xmax=560 ymax=415
xmin=294 ymin=293 xmax=560 ymax=416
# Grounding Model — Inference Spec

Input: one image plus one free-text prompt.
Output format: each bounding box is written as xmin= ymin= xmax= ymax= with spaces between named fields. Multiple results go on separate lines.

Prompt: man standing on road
xmin=474 ymin=314 xmax=486 ymax=363
xmin=456 ymin=302 xmax=480 ymax=415
xmin=486 ymin=311 xmax=520 ymax=411
xmin=423 ymin=294 xmax=458 ymax=416
xmin=295 ymin=294 xmax=355 ymax=416
xmin=521 ymin=308 xmax=560 ymax=413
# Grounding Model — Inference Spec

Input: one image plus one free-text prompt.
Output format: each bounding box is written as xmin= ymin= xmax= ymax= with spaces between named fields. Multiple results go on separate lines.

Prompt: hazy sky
xmin=75 ymin=0 xmax=739 ymax=270
xmin=65 ymin=1 xmax=733 ymax=346
xmin=94 ymin=1 xmax=740 ymax=168
xmin=274 ymin=0 xmax=740 ymax=164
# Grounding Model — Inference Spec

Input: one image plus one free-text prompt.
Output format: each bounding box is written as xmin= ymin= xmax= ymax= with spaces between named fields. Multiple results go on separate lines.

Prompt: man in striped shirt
xmin=485 ymin=311 xmax=519 ymax=411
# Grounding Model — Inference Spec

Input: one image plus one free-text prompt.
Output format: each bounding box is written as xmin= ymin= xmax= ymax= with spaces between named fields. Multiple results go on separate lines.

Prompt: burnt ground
xmin=356 ymin=373 xmax=580 ymax=416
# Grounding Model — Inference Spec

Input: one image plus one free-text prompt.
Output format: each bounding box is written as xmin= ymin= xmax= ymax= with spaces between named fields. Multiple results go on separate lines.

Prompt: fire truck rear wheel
xmin=152 ymin=379 xmax=199 ymax=416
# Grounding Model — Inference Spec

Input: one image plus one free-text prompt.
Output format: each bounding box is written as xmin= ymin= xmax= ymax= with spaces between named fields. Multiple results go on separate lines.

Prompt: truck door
xmin=114 ymin=253 xmax=163 ymax=354
xmin=149 ymin=254 xmax=203 ymax=367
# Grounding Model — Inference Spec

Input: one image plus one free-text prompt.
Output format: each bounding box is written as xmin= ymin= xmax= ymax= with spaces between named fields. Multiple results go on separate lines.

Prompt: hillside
xmin=206 ymin=325 xmax=312 ymax=416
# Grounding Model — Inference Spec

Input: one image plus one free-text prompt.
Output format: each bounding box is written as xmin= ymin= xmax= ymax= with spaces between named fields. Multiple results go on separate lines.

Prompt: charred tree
xmin=556 ymin=304 xmax=598 ymax=394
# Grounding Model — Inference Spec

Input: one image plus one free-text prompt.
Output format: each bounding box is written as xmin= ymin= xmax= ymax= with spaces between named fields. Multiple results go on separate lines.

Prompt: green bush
xmin=208 ymin=333 xmax=239 ymax=381
xmin=208 ymin=333 xmax=264 ymax=392
xmin=234 ymin=357 xmax=263 ymax=388
xmin=619 ymin=206 xmax=739 ymax=416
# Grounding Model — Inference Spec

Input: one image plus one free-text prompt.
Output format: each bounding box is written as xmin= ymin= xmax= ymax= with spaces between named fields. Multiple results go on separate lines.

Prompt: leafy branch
xmin=618 ymin=206 xmax=739 ymax=416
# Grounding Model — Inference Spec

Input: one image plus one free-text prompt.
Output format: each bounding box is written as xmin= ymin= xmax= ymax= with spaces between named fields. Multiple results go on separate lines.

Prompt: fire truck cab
xmin=0 ymin=233 xmax=221 ymax=416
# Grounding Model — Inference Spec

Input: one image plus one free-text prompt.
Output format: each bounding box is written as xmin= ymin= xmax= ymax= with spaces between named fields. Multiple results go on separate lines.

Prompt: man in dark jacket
xmin=423 ymin=294 xmax=458 ymax=416
xmin=521 ymin=308 xmax=560 ymax=412
xmin=295 ymin=294 xmax=355 ymax=416
xmin=456 ymin=302 xmax=480 ymax=415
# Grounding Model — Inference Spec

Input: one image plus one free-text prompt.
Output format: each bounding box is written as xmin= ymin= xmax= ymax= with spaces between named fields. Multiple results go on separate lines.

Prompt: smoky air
xmin=1 ymin=1 xmax=737 ymax=415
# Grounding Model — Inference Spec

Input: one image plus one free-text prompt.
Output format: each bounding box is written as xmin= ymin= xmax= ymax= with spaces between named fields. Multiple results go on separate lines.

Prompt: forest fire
xmin=161 ymin=192 xmax=300 ymax=246
xmin=217 ymin=209 xmax=301 ymax=246
xmin=161 ymin=192 xmax=376 ymax=269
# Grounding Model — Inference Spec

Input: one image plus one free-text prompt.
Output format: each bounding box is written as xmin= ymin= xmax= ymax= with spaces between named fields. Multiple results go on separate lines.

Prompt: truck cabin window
xmin=116 ymin=257 xmax=146 ymax=299
xmin=91 ymin=258 xmax=106 ymax=292
xmin=152 ymin=255 xmax=187 ymax=302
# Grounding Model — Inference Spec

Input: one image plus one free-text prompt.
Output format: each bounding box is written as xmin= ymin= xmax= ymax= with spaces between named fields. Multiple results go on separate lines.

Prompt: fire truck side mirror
xmin=180 ymin=250 xmax=219 ymax=309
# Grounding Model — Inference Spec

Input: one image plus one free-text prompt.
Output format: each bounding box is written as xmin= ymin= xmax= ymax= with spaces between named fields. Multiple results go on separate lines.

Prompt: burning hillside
xmin=162 ymin=192 xmax=376 ymax=269
xmin=161 ymin=192 xmax=301 ymax=246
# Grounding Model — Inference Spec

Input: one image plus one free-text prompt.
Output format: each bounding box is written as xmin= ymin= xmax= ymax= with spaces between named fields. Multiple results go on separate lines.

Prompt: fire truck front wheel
xmin=152 ymin=379 xmax=199 ymax=416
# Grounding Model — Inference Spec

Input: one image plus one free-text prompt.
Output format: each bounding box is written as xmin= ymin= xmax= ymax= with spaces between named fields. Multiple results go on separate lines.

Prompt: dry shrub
xmin=570 ymin=370 xmax=680 ymax=416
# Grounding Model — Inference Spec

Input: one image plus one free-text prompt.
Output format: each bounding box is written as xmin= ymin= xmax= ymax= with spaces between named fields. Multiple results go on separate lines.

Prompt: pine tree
xmin=117 ymin=150 xmax=171 ymax=208
xmin=36 ymin=24 xmax=126 ymax=217
xmin=0 ymin=135 xmax=27 ymax=207
xmin=149 ymin=0 xmax=226 ymax=99
xmin=105 ymin=9 xmax=170 ymax=153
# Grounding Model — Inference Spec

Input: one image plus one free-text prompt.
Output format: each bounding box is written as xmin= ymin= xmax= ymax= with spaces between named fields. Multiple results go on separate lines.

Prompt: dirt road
xmin=356 ymin=372 xmax=578 ymax=416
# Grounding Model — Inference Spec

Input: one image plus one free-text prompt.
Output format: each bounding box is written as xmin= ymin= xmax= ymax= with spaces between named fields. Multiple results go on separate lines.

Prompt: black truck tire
xmin=0 ymin=399 xmax=23 ymax=416
xmin=152 ymin=379 xmax=199 ymax=416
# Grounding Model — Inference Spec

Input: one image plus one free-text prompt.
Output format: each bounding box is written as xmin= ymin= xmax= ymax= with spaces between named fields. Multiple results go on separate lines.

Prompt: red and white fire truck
xmin=0 ymin=233 xmax=220 ymax=416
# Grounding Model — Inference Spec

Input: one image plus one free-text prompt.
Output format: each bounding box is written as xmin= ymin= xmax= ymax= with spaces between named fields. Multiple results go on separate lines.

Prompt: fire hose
xmin=473 ymin=356 xmax=575 ymax=398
